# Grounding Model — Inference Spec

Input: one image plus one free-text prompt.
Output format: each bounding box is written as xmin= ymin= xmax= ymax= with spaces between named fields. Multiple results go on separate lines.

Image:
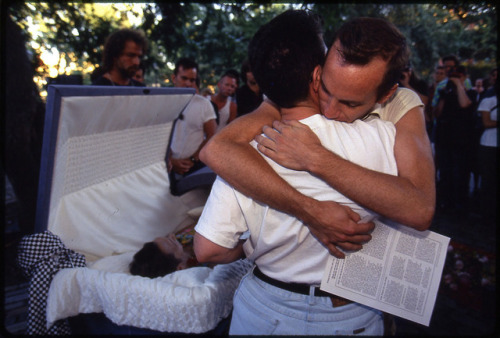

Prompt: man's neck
xmin=280 ymin=101 xmax=319 ymax=121
xmin=105 ymin=69 xmax=130 ymax=86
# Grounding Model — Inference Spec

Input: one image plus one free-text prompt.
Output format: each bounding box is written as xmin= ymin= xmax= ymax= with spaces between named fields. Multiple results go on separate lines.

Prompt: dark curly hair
xmin=248 ymin=10 xmax=325 ymax=108
xmin=102 ymin=28 xmax=148 ymax=73
xmin=174 ymin=57 xmax=198 ymax=75
xmin=129 ymin=242 xmax=180 ymax=278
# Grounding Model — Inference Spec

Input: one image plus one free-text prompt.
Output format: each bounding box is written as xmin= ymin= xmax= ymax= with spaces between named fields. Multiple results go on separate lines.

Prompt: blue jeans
xmin=229 ymin=270 xmax=384 ymax=335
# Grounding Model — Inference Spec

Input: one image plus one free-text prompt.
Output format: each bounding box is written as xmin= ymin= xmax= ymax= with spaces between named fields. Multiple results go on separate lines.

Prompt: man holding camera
xmin=431 ymin=55 xmax=472 ymax=107
xmin=433 ymin=62 xmax=476 ymax=217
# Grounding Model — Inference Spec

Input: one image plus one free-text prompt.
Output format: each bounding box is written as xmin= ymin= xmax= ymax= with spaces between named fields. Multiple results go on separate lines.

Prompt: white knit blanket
xmin=46 ymin=254 xmax=252 ymax=333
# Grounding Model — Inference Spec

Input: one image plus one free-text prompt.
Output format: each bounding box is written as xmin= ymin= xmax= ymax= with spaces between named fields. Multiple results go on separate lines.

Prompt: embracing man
xmin=200 ymin=14 xmax=435 ymax=259
xmin=194 ymin=10 xmax=431 ymax=335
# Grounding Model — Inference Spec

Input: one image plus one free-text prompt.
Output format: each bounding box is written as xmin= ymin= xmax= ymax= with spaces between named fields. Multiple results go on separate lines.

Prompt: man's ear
xmin=312 ymin=65 xmax=322 ymax=93
xmin=377 ymin=84 xmax=398 ymax=104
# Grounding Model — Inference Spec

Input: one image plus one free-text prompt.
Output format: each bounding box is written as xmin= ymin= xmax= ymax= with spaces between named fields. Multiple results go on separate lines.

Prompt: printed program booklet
xmin=321 ymin=218 xmax=450 ymax=326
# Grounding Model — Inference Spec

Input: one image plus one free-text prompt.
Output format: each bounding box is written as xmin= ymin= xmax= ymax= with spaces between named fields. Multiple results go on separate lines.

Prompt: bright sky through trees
xmin=10 ymin=2 xmax=497 ymax=99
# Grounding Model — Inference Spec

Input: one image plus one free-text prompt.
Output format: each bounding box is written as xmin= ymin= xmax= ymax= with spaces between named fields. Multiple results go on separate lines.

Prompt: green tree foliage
xmin=6 ymin=2 xmax=497 ymax=93
xmin=151 ymin=3 xmax=290 ymax=87
xmin=9 ymin=3 xmax=119 ymax=71
xmin=310 ymin=2 xmax=497 ymax=81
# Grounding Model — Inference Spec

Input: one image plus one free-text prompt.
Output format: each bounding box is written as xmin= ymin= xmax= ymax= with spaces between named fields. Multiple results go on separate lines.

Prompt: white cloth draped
xmin=47 ymin=256 xmax=252 ymax=333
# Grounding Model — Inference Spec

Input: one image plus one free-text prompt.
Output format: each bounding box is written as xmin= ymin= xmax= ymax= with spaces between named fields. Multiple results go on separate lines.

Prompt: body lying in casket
xmin=29 ymin=86 xmax=251 ymax=334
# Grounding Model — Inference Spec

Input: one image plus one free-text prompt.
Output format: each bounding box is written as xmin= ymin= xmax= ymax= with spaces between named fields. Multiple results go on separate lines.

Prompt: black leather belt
xmin=253 ymin=266 xmax=332 ymax=297
xmin=253 ymin=266 xmax=352 ymax=307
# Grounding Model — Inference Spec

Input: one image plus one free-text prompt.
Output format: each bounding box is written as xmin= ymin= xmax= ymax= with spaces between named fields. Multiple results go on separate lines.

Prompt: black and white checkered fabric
xmin=18 ymin=231 xmax=86 ymax=335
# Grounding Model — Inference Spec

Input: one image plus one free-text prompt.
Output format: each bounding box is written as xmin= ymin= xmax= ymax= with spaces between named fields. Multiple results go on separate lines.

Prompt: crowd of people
xmin=90 ymin=28 xmax=264 ymax=195
xmin=399 ymin=55 xmax=497 ymax=226
xmin=432 ymin=63 xmax=497 ymax=225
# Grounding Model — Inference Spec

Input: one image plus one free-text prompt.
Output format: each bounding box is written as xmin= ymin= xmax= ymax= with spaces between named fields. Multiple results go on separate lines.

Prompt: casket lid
xmin=35 ymin=85 xmax=205 ymax=260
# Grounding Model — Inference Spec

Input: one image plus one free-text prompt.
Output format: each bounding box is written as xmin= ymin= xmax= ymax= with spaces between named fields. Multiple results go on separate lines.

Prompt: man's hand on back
xmin=296 ymin=198 xmax=375 ymax=259
xmin=256 ymin=120 xmax=323 ymax=171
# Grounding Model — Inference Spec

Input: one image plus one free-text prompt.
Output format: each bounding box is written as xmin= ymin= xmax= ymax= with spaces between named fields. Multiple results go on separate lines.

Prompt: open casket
xmin=26 ymin=85 xmax=251 ymax=334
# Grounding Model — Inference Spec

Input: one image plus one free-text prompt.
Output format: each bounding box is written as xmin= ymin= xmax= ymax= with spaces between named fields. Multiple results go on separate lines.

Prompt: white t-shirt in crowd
xmin=477 ymin=95 xmax=497 ymax=147
xmin=215 ymin=98 xmax=232 ymax=133
xmin=170 ymin=94 xmax=217 ymax=159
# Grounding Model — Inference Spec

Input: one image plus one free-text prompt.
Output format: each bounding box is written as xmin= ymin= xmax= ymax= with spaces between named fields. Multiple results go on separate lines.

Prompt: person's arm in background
xmin=449 ymin=77 xmax=472 ymax=108
xmin=200 ymin=100 xmax=374 ymax=258
xmin=435 ymin=78 xmax=472 ymax=119
xmin=170 ymin=119 xmax=217 ymax=174
xmin=256 ymin=105 xmax=435 ymax=231
xmin=481 ymin=109 xmax=497 ymax=129
xmin=431 ymin=80 xmax=446 ymax=119
xmin=194 ymin=119 xmax=217 ymax=161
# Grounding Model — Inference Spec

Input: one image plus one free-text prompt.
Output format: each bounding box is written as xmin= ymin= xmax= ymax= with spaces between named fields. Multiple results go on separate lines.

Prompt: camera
xmin=447 ymin=67 xmax=460 ymax=78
